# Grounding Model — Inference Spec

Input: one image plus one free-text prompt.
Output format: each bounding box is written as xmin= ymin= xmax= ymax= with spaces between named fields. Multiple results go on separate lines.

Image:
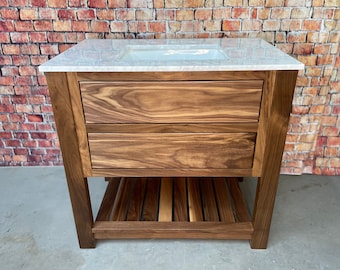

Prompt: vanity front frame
xmin=45 ymin=70 xmax=298 ymax=249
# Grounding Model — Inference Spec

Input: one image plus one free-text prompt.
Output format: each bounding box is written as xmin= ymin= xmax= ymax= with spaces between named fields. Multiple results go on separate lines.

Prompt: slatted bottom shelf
xmin=93 ymin=177 xmax=253 ymax=240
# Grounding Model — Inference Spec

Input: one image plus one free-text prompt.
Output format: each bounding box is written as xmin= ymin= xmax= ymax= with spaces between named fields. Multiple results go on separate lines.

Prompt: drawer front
xmin=80 ymin=81 xmax=263 ymax=124
xmin=88 ymin=133 xmax=256 ymax=170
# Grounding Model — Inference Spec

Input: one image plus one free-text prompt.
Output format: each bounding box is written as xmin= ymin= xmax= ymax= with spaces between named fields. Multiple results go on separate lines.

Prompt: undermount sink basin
xmin=120 ymin=45 xmax=228 ymax=61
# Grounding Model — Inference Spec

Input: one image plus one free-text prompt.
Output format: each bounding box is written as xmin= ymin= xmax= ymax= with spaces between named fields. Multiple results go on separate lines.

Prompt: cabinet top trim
xmin=40 ymin=38 xmax=304 ymax=73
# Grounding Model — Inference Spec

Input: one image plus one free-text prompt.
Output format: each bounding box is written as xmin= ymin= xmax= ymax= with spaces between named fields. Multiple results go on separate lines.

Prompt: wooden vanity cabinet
xmin=45 ymin=70 xmax=298 ymax=249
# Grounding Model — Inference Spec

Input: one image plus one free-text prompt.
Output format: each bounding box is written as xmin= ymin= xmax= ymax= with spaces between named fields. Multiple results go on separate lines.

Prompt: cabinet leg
xmin=250 ymin=175 xmax=280 ymax=249
xmin=65 ymin=175 xmax=96 ymax=248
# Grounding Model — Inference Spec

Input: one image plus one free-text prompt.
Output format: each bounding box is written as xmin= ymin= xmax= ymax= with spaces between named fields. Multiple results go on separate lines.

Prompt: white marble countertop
xmin=39 ymin=38 xmax=304 ymax=72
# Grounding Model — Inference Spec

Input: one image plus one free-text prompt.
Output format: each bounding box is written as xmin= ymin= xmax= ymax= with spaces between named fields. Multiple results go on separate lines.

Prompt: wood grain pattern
xmin=80 ymin=81 xmax=263 ymax=123
xmin=158 ymin=177 xmax=173 ymax=221
xmin=173 ymin=177 xmax=188 ymax=221
xmin=227 ymin=178 xmax=251 ymax=222
xmin=200 ymin=178 xmax=219 ymax=221
xmin=88 ymin=133 xmax=256 ymax=169
xmin=45 ymin=72 xmax=95 ymax=248
xmin=250 ymin=70 xmax=298 ymax=249
xmin=91 ymin=168 xmax=254 ymax=177
xmin=142 ymin=178 xmax=160 ymax=221
xmin=96 ymin=178 xmax=121 ymax=221
xmin=77 ymin=71 xmax=266 ymax=81
xmin=111 ymin=178 xmax=133 ymax=221
xmin=187 ymin=178 xmax=203 ymax=222
xmin=86 ymin=123 xmax=259 ymax=134
xmin=66 ymin=72 xmax=92 ymax=177
xmin=93 ymin=221 xmax=254 ymax=240
xmin=126 ymin=178 xmax=147 ymax=221
xmin=213 ymin=178 xmax=235 ymax=223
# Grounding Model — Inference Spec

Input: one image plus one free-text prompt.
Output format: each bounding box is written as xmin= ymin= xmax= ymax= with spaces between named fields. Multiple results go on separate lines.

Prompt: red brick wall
xmin=0 ymin=0 xmax=339 ymax=174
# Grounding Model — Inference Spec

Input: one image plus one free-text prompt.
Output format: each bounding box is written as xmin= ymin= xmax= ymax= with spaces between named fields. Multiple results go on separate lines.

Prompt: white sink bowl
xmin=120 ymin=45 xmax=228 ymax=61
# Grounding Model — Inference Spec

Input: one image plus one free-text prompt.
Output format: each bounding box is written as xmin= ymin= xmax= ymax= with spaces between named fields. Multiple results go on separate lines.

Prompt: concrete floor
xmin=0 ymin=167 xmax=339 ymax=270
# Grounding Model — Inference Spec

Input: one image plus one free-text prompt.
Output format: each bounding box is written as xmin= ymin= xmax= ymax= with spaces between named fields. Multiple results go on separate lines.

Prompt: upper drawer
xmin=80 ymin=81 xmax=263 ymax=124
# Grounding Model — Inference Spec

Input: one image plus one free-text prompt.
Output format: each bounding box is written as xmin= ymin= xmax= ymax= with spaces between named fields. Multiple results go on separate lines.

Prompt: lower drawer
xmin=88 ymin=133 xmax=256 ymax=170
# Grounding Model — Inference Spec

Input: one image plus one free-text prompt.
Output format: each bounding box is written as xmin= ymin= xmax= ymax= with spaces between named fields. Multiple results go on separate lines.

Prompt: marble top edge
xmin=39 ymin=38 xmax=304 ymax=72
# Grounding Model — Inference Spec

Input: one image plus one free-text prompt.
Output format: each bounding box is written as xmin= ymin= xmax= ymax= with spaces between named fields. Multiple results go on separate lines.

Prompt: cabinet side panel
xmin=45 ymin=72 xmax=95 ymax=248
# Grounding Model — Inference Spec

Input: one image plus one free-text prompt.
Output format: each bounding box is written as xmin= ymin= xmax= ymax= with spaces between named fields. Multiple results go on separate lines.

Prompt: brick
xmin=10 ymin=32 xmax=29 ymax=43
xmin=314 ymin=44 xmax=330 ymax=54
xmin=263 ymin=20 xmax=280 ymax=31
xmin=156 ymin=10 xmax=175 ymax=20
xmin=285 ymin=0 xmax=305 ymax=5
xmin=48 ymin=0 xmax=67 ymax=8
xmin=305 ymin=67 xmax=322 ymax=76
xmin=0 ymin=8 xmax=19 ymax=19
xmin=317 ymin=55 xmax=334 ymax=65
xmin=89 ymin=0 xmax=107 ymax=7
xmin=203 ymin=20 xmax=222 ymax=31
xmin=313 ymin=8 xmax=334 ymax=19
xmin=77 ymin=9 xmax=95 ymax=20
xmin=293 ymin=43 xmax=313 ymax=55
xmin=0 ymin=32 xmax=10 ymax=43
xmin=31 ymin=0 xmax=46 ymax=6
xmin=324 ymin=0 xmax=338 ymax=6
xmin=115 ymin=9 xmax=135 ymax=20
xmin=21 ymin=44 xmax=39 ymax=55
xmin=97 ymin=9 xmax=115 ymax=20
xmin=258 ymin=8 xmax=270 ymax=19
xmin=58 ymin=10 xmax=76 ymax=20
xmin=19 ymin=9 xmax=38 ymax=20
xmin=265 ymin=0 xmax=284 ymax=6
xmin=10 ymin=113 xmax=25 ymax=122
xmin=165 ymin=0 xmax=182 ymax=8
xmin=29 ymin=32 xmax=47 ymax=43
xmin=327 ymin=137 xmax=340 ymax=146
xmin=40 ymin=44 xmax=59 ymax=55
xmin=38 ymin=140 xmax=53 ymax=148
xmin=0 ymin=21 xmax=15 ymax=32
xmin=1 ymin=66 xmax=19 ymax=76
xmin=271 ymin=8 xmax=291 ymax=19
xmin=127 ymin=0 xmax=148 ymax=7
xmin=69 ymin=0 xmax=86 ymax=6
xmin=291 ymin=8 xmax=311 ymax=18
xmin=149 ymin=21 xmax=166 ymax=32
xmin=39 ymin=8 xmax=57 ymax=19
xmin=231 ymin=7 xmax=249 ymax=18
xmin=213 ymin=8 xmax=231 ymax=19
xmin=302 ymin=20 xmax=322 ymax=30
xmin=222 ymin=20 xmax=241 ymax=31
xmin=110 ymin=21 xmax=128 ymax=32
xmin=53 ymin=21 xmax=72 ymax=31
xmin=90 ymin=21 xmax=110 ymax=32
xmin=72 ymin=21 xmax=90 ymax=32
xmin=249 ymin=0 xmax=264 ymax=5
xmin=2 ymin=44 xmax=20 ymax=54
xmin=281 ymin=19 xmax=301 ymax=31
xmin=136 ymin=9 xmax=154 ymax=20
xmin=34 ymin=21 xmax=53 ymax=31
xmin=19 ymin=66 xmax=36 ymax=76
xmin=195 ymin=9 xmax=212 ymax=20
xmin=307 ymin=32 xmax=329 ymax=43
xmin=108 ymin=0 xmax=126 ymax=7
xmin=184 ymin=0 xmax=204 ymax=7
xmin=224 ymin=0 xmax=242 ymax=6
xmin=287 ymin=32 xmax=306 ymax=42
xmin=242 ymin=20 xmax=262 ymax=31
xmin=176 ymin=10 xmax=194 ymax=20
xmin=8 ymin=0 xmax=27 ymax=6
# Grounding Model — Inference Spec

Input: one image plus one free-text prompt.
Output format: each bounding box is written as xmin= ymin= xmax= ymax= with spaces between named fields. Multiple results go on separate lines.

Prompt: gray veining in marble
xmin=39 ymin=38 xmax=304 ymax=72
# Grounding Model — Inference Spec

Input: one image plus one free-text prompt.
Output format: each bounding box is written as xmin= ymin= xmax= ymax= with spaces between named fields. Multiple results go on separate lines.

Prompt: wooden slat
xmin=227 ymin=178 xmax=251 ymax=222
xmin=187 ymin=178 xmax=203 ymax=222
xmin=80 ymin=81 xmax=263 ymax=124
xmin=77 ymin=71 xmax=266 ymax=81
xmin=93 ymin=221 xmax=254 ymax=240
xmin=96 ymin=178 xmax=121 ymax=221
xmin=111 ymin=178 xmax=134 ymax=221
xmin=200 ymin=178 xmax=219 ymax=221
xmin=142 ymin=178 xmax=160 ymax=221
xmin=88 ymin=133 xmax=256 ymax=170
xmin=158 ymin=177 xmax=173 ymax=222
xmin=173 ymin=177 xmax=188 ymax=221
xmin=91 ymin=168 xmax=254 ymax=178
xmin=126 ymin=178 xmax=147 ymax=221
xmin=86 ymin=122 xmax=259 ymax=134
xmin=213 ymin=178 xmax=235 ymax=223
